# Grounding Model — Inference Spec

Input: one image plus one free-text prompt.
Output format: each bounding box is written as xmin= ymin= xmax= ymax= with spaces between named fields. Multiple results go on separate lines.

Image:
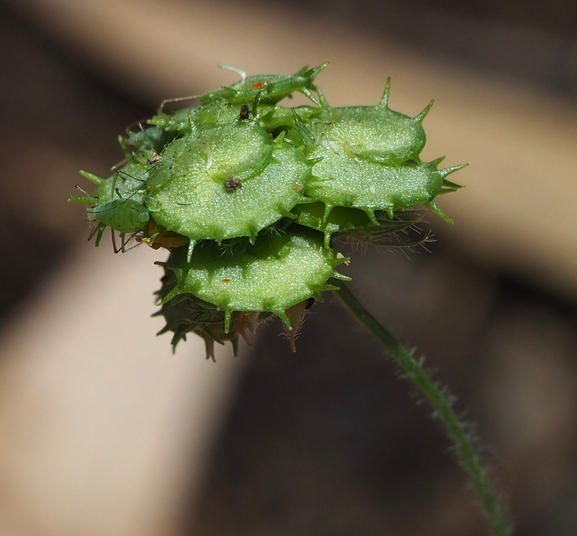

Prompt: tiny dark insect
xmin=239 ymin=104 xmax=250 ymax=120
xmin=224 ymin=176 xmax=242 ymax=192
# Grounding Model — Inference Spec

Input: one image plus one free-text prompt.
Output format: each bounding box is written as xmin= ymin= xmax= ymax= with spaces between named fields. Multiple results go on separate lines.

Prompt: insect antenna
xmin=111 ymin=228 xmax=142 ymax=254
xmin=87 ymin=222 xmax=102 ymax=242
xmin=74 ymin=184 xmax=89 ymax=196
xmin=157 ymin=95 xmax=202 ymax=114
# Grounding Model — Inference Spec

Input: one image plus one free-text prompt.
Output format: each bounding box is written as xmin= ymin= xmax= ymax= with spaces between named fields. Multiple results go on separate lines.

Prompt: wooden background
xmin=0 ymin=0 xmax=576 ymax=534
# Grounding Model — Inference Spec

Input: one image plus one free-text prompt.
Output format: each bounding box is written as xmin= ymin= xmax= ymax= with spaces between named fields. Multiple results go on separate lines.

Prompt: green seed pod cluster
xmin=70 ymin=64 xmax=463 ymax=358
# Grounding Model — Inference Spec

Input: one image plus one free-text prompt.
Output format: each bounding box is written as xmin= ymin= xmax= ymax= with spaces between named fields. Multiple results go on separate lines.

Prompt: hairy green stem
xmin=333 ymin=281 xmax=510 ymax=536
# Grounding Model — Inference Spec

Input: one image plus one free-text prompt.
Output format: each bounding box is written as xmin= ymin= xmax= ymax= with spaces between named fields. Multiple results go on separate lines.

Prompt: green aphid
xmin=82 ymin=179 xmax=149 ymax=248
xmin=259 ymin=104 xmax=322 ymax=133
xmin=306 ymin=148 xmax=464 ymax=223
xmin=314 ymin=80 xmax=431 ymax=165
xmin=71 ymin=154 xmax=170 ymax=247
xmin=87 ymin=198 xmax=149 ymax=234
xmin=148 ymin=106 xmax=200 ymax=136
xmin=123 ymin=124 xmax=177 ymax=154
xmin=195 ymin=100 xmax=247 ymax=126
xmin=201 ymin=63 xmax=328 ymax=106
xmin=79 ymin=137 xmax=175 ymax=204
xmin=149 ymin=99 xmax=243 ymax=136
xmin=79 ymin=155 xmax=151 ymax=206
xmin=160 ymin=226 xmax=350 ymax=333
xmin=146 ymin=127 xmax=312 ymax=247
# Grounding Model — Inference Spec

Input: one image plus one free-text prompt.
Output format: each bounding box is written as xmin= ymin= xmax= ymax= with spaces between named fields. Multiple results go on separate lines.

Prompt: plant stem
xmin=333 ymin=280 xmax=510 ymax=536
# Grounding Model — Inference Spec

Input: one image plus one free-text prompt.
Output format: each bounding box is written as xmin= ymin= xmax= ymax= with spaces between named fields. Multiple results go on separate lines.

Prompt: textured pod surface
xmin=161 ymin=226 xmax=349 ymax=329
xmin=147 ymin=134 xmax=311 ymax=243
xmin=315 ymin=84 xmax=430 ymax=164
xmin=290 ymin=202 xmax=419 ymax=246
xmin=307 ymin=147 xmax=462 ymax=220
xmin=196 ymin=121 xmax=273 ymax=180
xmin=291 ymin=202 xmax=375 ymax=245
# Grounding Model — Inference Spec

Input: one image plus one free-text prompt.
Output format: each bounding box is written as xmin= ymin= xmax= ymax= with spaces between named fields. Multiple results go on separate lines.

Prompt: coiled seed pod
xmin=146 ymin=130 xmax=312 ymax=246
xmin=160 ymin=226 xmax=350 ymax=333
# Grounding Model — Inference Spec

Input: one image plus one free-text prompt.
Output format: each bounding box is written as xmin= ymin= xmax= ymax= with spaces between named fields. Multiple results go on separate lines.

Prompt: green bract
xmin=70 ymin=63 xmax=464 ymax=357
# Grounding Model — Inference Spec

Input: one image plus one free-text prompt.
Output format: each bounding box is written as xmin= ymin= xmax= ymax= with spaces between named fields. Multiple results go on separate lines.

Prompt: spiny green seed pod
xmin=315 ymin=80 xmax=432 ymax=165
xmin=306 ymin=148 xmax=464 ymax=223
xmin=70 ymin=63 xmax=464 ymax=354
xmin=291 ymin=202 xmax=422 ymax=247
xmin=146 ymin=131 xmax=312 ymax=248
xmin=160 ymin=226 xmax=350 ymax=333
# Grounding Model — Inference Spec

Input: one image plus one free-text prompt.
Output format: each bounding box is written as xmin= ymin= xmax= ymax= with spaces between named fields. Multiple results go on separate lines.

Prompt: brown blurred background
xmin=0 ymin=0 xmax=576 ymax=534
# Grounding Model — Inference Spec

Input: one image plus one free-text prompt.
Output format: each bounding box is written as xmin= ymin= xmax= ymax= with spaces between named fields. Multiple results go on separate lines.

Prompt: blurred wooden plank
xmin=0 ymin=244 xmax=244 ymax=536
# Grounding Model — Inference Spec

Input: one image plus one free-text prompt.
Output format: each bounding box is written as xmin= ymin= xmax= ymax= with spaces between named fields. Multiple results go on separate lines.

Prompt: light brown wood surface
xmin=1 ymin=0 xmax=576 ymax=534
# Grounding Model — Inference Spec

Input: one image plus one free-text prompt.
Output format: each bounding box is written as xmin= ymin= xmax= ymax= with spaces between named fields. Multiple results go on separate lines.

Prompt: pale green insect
xmin=86 ymin=198 xmax=149 ymax=233
xmin=86 ymin=198 xmax=149 ymax=251
xmin=71 ymin=152 xmax=172 ymax=248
